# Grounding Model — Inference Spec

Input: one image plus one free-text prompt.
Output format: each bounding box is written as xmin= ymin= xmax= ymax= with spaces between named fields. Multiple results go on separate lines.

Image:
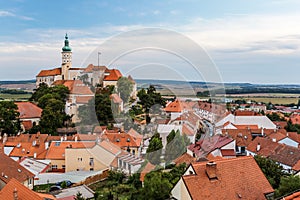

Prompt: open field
xmin=227 ymin=94 xmax=299 ymax=105
xmin=0 ymin=93 xmax=32 ymax=101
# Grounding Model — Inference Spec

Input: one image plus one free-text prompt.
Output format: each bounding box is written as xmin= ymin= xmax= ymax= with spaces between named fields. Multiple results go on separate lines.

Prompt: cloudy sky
xmin=1 ymin=0 xmax=300 ymax=83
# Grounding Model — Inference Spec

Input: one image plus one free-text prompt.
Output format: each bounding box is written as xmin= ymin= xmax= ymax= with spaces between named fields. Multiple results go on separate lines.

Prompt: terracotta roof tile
xmin=52 ymin=80 xmax=93 ymax=95
xmin=101 ymin=132 xmax=141 ymax=149
xmin=0 ymin=153 xmax=34 ymax=184
xmin=76 ymin=96 xmax=93 ymax=104
xmin=103 ymin=69 xmax=122 ymax=81
xmin=181 ymin=156 xmax=274 ymax=200
xmin=173 ymin=153 xmax=196 ymax=166
xmin=140 ymin=162 xmax=156 ymax=182
xmin=36 ymin=67 xmax=61 ymax=77
xmin=283 ymin=191 xmax=300 ymax=200
xmin=0 ymin=178 xmax=56 ymax=200
xmin=45 ymin=141 xmax=95 ymax=160
xmin=222 ymin=129 xmax=253 ymax=147
xmin=83 ymin=64 xmax=107 ymax=73
xmin=16 ymin=102 xmax=42 ymax=119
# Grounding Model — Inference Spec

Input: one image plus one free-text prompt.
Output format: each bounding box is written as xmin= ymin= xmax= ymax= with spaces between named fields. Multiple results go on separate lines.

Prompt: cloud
xmin=0 ymin=10 xmax=34 ymax=20
xmin=0 ymin=10 xmax=15 ymax=17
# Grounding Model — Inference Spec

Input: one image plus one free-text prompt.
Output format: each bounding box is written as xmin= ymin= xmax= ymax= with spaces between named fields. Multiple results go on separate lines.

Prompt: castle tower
xmin=61 ymin=33 xmax=72 ymax=80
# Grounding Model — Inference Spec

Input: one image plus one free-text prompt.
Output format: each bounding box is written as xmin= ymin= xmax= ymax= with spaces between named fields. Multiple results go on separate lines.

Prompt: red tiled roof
xmin=36 ymin=67 xmax=61 ymax=77
xmin=0 ymin=153 xmax=34 ymax=184
xmin=288 ymin=132 xmax=300 ymax=143
xmin=234 ymin=124 xmax=259 ymax=129
xmin=52 ymin=80 xmax=93 ymax=95
xmin=182 ymin=156 xmax=274 ymax=200
xmin=76 ymin=96 xmax=93 ymax=104
xmin=83 ymin=64 xmax=107 ymax=73
xmin=9 ymin=142 xmax=47 ymax=159
xmin=220 ymin=149 xmax=236 ymax=156
xmin=103 ymin=69 xmax=122 ymax=81
xmin=274 ymin=121 xmax=288 ymax=129
xmin=283 ymin=191 xmax=300 ymax=200
xmin=46 ymin=141 xmax=95 ymax=160
xmin=188 ymin=135 xmax=234 ymax=158
xmin=173 ymin=153 xmax=196 ymax=166
xmin=234 ymin=110 xmax=261 ymax=116
xmin=140 ymin=162 xmax=155 ymax=182
xmin=21 ymin=121 xmax=33 ymax=131
xmin=0 ymin=178 xmax=56 ymax=200
xmin=101 ymin=132 xmax=141 ymax=148
xmin=290 ymin=114 xmax=300 ymax=125
xmin=222 ymin=129 xmax=252 ymax=147
xmin=16 ymin=102 xmax=42 ymax=119
xmin=182 ymin=124 xmax=195 ymax=136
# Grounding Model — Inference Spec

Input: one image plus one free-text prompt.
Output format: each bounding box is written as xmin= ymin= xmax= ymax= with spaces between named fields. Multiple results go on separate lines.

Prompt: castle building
xmin=36 ymin=34 xmax=83 ymax=87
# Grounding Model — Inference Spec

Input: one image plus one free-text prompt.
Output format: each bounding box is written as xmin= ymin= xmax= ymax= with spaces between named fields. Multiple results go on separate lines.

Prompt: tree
xmin=141 ymin=171 xmax=172 ymax=200
xmin=116 ymin=77 xmax=133 ymax=103
xmin=77 ymin=97 xmax=98 ymax=126
xmin=275 ymin=175 xmax=300 ymax=198
xmin=39 ymin=99 xmax=68 ymax=135
xmin=74 ymin=191 xmax=85 ymax=200
xmin=127 ymin=173 xmax=142 ymax=189
xmin=146 ymin=133 xmax=163 ymax=165
xmin=29 ymin=83 xmax=50 ymax=102
xmin=254 ymin=155 xmax=286 ymax=189
xmin=165 ymin=130 xmax=190 ymax=163
xmin=0 ymin=101 xmax=20 ymax=135
xmin=95 ymin=93 xmax=114 ymax=126
xmin=137 ymin=85 xmax=166 ymax=123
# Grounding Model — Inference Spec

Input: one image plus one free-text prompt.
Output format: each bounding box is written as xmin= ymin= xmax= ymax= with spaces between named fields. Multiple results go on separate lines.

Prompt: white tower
xmin=61 ymin=33 xmax=72 ymax=80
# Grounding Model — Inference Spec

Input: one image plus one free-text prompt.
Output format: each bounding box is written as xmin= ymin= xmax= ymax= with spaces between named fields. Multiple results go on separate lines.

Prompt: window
xmin=90 ymin=168 xmax=94 ymax=171
xmin=55 ymin=142 xmax=60 ymax=146
xmin=89 ymin=158 xmax=94 ymax=166
xmin=28 ymin=178 xmax=32 ymax=185
xmin=52 ymin=165 xmax=58 ymax=170
xmin=132 ymin=150 xmax=136 ymax=155
xmin=62 ymin=165 xmax=65 ymax=169
xmin=241 ymin=146 xmax=246 ymax=153
xmin=78 ymin=158 xmax=82 ymax=161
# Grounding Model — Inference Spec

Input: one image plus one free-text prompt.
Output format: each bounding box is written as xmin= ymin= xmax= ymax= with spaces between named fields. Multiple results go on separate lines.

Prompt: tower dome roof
xmin=62 ymin=33 xmax=72 ymax=52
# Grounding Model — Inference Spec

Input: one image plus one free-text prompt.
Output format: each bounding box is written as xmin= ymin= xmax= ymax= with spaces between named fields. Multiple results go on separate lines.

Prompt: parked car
xmin=49 ymin=185 xmax=62 ymax=192
xmin=56 ymin=180 xmax=73 ymax=188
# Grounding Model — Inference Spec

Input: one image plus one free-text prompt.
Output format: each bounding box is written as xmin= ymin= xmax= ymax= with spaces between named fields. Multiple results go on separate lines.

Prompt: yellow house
xmin=65 ymin=140 xmax=122 ymax=172
xmin=45 ymin=141 xmax=95 ymax=172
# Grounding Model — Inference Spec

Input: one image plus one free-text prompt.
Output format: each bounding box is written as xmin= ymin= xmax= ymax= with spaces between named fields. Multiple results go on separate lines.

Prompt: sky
xmin=1 ymin=0 xmax=300 ymax=83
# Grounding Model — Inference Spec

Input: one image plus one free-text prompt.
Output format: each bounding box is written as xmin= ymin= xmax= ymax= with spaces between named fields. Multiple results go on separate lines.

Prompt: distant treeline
xmin=0 ymin=80 xmax=35 ymax=85
xmin=0 ymin=89 xmax=32 ymax=94
xmin=197 ymin=88 xmax=300 ymax=96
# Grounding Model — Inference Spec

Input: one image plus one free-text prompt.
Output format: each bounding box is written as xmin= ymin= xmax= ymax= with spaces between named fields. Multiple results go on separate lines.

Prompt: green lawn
xmin=0 ymin=93 xmax=32 ymax=101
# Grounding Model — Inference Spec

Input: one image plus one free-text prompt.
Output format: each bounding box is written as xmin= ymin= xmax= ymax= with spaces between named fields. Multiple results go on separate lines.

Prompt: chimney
xmin=256 ymin=142 xmax=261 ymax=152
xmin=261 ymin=128 xmax=264 ymax=136
xmin=75 ymin=136 xmax=78 ymax=142
xmin=206 ymin=161 xmax=217 ymax=180
xmin=13 ymin=188 xmax=18 ymax=200
xmin=272 ymin=138 xmax=276 ymax=142
xmin=45 ymin=142 xmax=49 ymax=150
xmin=34 ymin=153 xmax=37 ymax=159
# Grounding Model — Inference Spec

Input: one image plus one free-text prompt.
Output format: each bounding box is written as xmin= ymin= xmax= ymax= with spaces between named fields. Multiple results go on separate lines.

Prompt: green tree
xmin=74 ymin=191 xmax=85 ymax=200
xmin=254 ymin=155 xmax=286 ymax=189
xmin=116 ymin=77 xmax=133 ymax=103
xmin=29 ymin=83 xmax=50 ymax=102
xmin=95 ymin=93 xmax=114 ymax=126
xmin=77 ymin=97 xmax=98 ymax=126
xmin=39 ymin=99 xmax=68 ymax=135
xmin=127 ymin=173 xmax=142 ymax=189
xmin=165 ymin=130 xmax=190 ymax=163
xmin=141 ymin=171 xmax=172 ymax=200
xmin=275 ymin=175 xmax=300 ymax=198
xmin=0 ymin=101 xmax=20 ymax=135
xmin=137 ymin=85 xmax=166 ymax=123
xmin=146 ymin=133 xmax=163 ymax=165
